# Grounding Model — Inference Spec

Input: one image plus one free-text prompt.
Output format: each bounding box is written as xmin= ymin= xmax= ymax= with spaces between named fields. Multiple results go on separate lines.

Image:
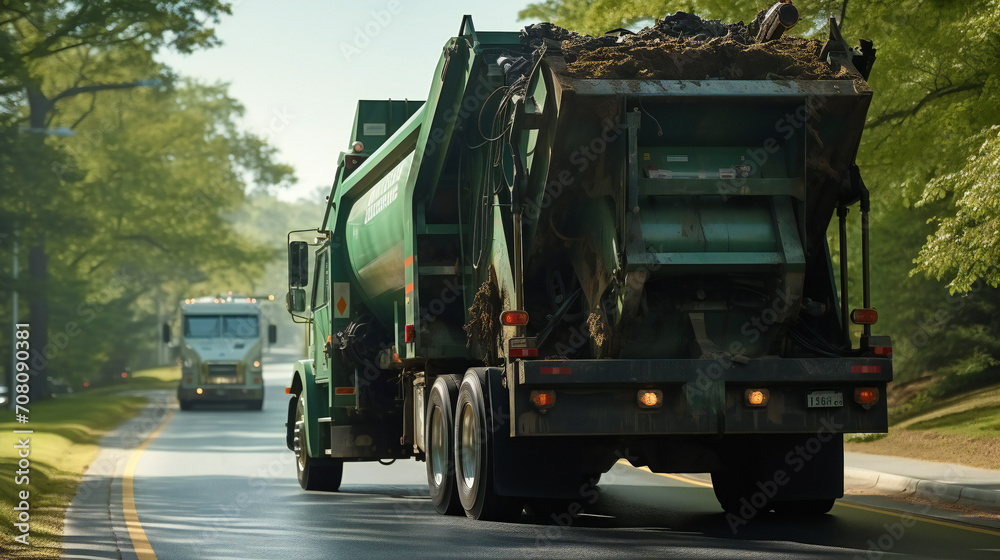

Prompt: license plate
xmin=807 ymin=391 xmax=843 ymax=408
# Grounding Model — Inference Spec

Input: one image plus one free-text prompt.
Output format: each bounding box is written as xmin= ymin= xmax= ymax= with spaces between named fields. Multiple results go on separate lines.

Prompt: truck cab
xmin=173 ymin=296 xmax=275 ymax=410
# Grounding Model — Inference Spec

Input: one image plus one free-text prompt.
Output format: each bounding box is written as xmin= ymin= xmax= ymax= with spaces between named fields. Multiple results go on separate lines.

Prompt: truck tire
xmin=454 ymin=370 xmax=522 ymax=521
xmin=426 ymin=375 xmax=463 ymax=515
xmin=293 ymin=396 xmax=343 ymax=491
xmin=286 ymin=396 xmax=298 ymax=450
xmin=711 ymin=469 xmax=766 ymax=516
xmin=178 ymin=399 xmax=192 ymax=411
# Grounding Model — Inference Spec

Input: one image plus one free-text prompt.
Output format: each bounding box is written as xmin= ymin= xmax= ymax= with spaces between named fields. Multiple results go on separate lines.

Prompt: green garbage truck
xmin=283 ymin=13 xmax=891 ymax=520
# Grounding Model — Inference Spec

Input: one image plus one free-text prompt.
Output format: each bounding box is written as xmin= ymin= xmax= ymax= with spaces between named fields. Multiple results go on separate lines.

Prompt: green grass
xmin=845 ymin=432 xmax=889 ymax=443
xmin=907 ymin=404 xmax=1000 ymax=439
xmin=0 ymin=366 xmax=177 ymax=558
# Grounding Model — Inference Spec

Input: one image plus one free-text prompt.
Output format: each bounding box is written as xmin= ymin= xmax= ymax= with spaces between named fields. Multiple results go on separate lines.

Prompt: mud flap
xmin=484 ymin=368 xmax=615 ymax=500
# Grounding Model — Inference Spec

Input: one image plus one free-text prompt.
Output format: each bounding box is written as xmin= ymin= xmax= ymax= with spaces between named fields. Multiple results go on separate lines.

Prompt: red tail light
xmin=509 ymin=348 xmax=538 ymax=358
xmin=854 ymin=387 xmax=880 ymax=409
xmin=500 ymin=310 xmax=529 ymax=326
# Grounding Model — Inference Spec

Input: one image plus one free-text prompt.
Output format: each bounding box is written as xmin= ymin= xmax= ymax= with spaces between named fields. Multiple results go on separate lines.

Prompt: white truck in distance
xmin=167 ymin=296 xmax=276 ymax=410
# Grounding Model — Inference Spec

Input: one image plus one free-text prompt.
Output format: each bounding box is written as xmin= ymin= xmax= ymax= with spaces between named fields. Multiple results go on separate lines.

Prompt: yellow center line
xmin=122 ymin=408 xmax=174 ymax=560
xmin=636 ymin=465 xmax=1000 ymax=537
xmin=836 ymin=500 xmax=1000 ymax=537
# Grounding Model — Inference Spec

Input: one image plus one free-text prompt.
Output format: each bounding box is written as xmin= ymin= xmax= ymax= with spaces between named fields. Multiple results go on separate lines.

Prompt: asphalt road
xmin=70 ymin=349 xmax=1000 ymax=559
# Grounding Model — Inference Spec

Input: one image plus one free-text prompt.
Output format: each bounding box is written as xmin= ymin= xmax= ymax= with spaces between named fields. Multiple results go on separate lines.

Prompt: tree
xmin=0 ymin=1 xmax=232 ymax=392
xmin=0 ymin=2 xmax=300 ymax=389
xmin=35 ymin=68 xmax=294 ymax=384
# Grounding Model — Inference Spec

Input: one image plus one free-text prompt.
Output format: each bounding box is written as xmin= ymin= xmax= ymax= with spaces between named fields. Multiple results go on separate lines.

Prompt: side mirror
xmin=162 ymin=323 xmax=171 ymax=343
xmin=286 ymin=288 xmax=306 ymax=313
xmin=268 ymin=324 xmax=277 ymax=344
xmin=288 ymin=241 xmax=309 ymax=287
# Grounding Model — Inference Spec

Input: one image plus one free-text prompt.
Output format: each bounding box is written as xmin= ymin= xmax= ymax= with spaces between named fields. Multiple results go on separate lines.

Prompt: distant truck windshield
xmin=184 ymin=315 xmax=260 ymax=339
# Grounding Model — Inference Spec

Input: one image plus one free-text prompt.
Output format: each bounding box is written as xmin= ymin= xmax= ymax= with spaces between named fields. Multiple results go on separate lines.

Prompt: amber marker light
xmin=745 ymin=388 xmax=770 ymax=407
xmin=637 ymin=389 xmax=663 ymax=409
xmin=850 ymin=308 xmax=878 ymax=324
xmin=530 ymin=390 xmax=555 ymax=410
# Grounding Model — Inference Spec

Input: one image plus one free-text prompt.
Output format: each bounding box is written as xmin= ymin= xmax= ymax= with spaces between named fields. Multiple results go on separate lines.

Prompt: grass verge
xmin=908 ymin=404 xmax=1000 ymax=439
xmin=0 ymin=366 xmax=179 ymax=558
xmin=848 ymin=383 xmax=1000 ymax=470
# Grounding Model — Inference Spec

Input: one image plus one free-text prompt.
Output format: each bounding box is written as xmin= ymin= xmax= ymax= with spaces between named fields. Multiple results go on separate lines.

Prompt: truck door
xmin=311 ymin=247 xmax=332 ymax=382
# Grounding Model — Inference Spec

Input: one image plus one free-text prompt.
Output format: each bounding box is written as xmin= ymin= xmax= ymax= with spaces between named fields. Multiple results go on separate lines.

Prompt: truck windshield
xmin=184 ymin=316 xmax=220 ymax=338
xmin=183 ymin=315 xmax=259 ymax=338
xmin=223 ymin=315 xmax=259 ymax=338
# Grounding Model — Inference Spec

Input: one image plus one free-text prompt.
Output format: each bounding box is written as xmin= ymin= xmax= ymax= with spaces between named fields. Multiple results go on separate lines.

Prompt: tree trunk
xmin=28 ymin=242 xmax=51 ymax=400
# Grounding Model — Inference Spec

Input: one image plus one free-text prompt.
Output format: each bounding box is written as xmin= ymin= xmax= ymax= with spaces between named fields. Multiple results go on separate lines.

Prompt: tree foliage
xmin=0 ymin=1 xmax=299 ymax=386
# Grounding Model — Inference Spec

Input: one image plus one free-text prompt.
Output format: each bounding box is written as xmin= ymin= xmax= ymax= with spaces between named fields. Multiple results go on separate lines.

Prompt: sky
xmin=157 ymin=0 xmax=530 ymax=203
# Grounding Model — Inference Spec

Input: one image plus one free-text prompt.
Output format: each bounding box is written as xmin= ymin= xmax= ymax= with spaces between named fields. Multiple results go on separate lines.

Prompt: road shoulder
xmin=61 ymin=390 xmax=173 ymax=560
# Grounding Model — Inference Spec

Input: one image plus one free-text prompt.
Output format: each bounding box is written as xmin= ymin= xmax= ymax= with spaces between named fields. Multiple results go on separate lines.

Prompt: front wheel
xmin=454 ymin=370 xmax=522 ymax=521
xmin=293 ymin=396 xmax=343 ymax=491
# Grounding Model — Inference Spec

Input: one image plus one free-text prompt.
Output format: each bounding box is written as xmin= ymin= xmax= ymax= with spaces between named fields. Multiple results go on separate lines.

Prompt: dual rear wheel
xmin=425 ymin=371 xmax=522 ymax=521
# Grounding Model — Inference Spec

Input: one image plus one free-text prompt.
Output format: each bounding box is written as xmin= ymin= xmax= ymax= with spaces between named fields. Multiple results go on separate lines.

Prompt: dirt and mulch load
xmin=522 ymin=10 xmax=857 ymax=81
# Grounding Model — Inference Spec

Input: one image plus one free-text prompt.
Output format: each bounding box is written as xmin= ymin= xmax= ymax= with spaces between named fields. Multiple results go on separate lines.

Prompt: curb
xmin=845 ymin=467 xmax=1000 ymax=510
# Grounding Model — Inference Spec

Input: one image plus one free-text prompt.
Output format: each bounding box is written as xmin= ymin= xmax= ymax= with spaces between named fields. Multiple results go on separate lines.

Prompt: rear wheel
xmin=711 ymin=469 xmax=766 ymax=516
xmin=454 ymin=371 xmax=522 ymax=521
xmin=178 ymin=399 xmax=192 ymax=411
xmin=426 ymin=376 xmax=462 ymax=515
xmin=293 ymin=396 xmax=343 ymax=491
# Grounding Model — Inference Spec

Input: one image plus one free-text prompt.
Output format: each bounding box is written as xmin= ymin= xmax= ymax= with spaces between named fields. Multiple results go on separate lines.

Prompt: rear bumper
xmin=510 ymin=357 xmax=891 ymax=436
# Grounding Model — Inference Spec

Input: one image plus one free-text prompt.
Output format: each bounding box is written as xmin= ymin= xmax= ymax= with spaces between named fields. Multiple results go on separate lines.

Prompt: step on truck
xmin=169 ymin=295 xmax=276 ymax=410
xmin=283 ymin=12 xmax=891 ymax=519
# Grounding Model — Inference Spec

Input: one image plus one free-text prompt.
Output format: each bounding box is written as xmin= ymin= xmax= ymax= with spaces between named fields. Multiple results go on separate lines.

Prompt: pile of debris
xmin=521 ymin=8 xmax=856 ymax=81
